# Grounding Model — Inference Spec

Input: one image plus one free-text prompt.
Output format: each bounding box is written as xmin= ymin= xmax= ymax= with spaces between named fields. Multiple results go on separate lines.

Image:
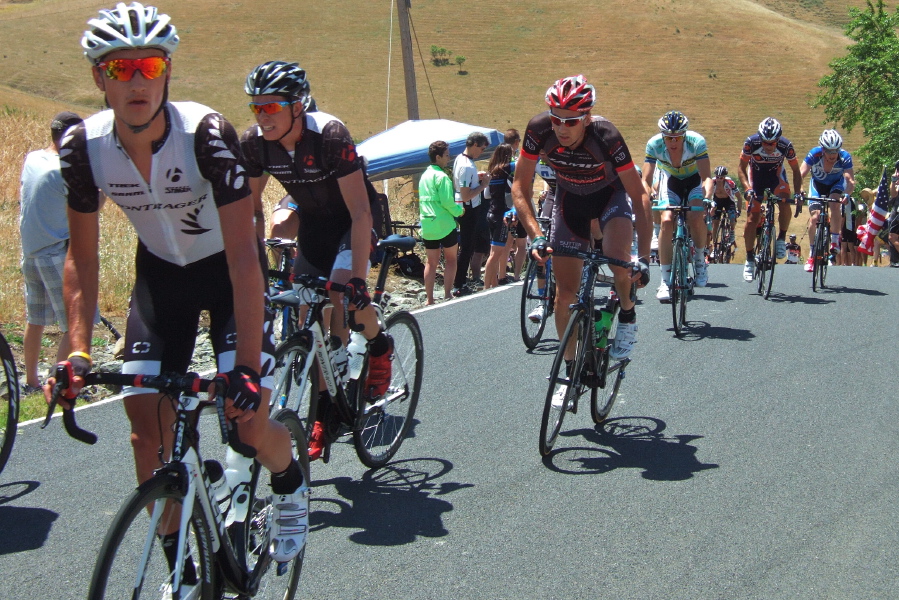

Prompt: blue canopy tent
xmin=358 ymin=119 xmax=504 ymax=182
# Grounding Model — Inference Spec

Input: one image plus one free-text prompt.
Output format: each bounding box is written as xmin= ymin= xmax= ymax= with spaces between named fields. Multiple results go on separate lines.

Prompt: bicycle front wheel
xmin=271 ymin=336 xmax=318 ymax=444
xmin=233 ymin=409 xmax=308 ymax=600
xmin=352 ymin=311 xmax=423 ymax=469
xmin=520 ymin=259 xmax=550 ymax=349
xmin=671 ymin=239 xmax=687 ymax=336
xmin=755 ymin=228 xmax=770 ymax=295
xmin=764 ymin=232 xmax=776 ymax=299
xmin=0 ymin=333 xmax=19 ymax=475
xmin=540 ymin=307 xmax=589 ymax=456
xmin=88 ymin=474 xmax=216 ymax=600
xmin=591 ymin=358 xmax=629 ymax=424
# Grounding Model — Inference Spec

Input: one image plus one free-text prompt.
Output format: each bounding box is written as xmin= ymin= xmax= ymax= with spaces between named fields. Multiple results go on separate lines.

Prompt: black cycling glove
xmin=344 ymin=277 xmax=372 ymax=310
xmin=55 ymin=355 xmax=92 ymax=400
xmin=637 ymin=258 xmax=650 ymax=287
xmin=219 ymin=365 xmax=262 ymax=413
xmin=530 ymin=236 xmax=550 ymax=258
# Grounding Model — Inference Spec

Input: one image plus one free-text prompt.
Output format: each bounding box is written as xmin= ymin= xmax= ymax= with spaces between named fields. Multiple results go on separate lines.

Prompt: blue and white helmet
xmin=658 ymin=111 xmax=689 ymax=135
xmin=82 ymin=3 xmax=179 ymax=64
xmin=819 ymin=129 xmax=843 ymax=150
xmin=758 ymin=117 xmax=782 ymax=142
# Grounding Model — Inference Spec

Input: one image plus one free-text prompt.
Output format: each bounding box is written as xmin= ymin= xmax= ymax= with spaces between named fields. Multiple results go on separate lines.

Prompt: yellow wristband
xmin=68 ymin=351 xmax=93 ymax=365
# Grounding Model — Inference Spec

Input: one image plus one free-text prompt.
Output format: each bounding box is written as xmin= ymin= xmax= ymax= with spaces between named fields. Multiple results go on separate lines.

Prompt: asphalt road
xmin=1 ymin=264 xmax=897 ymax=599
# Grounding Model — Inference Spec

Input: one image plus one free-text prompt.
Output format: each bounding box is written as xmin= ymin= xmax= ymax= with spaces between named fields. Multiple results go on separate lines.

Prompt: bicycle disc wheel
xmin=671 ymin=239 xmax=687 ymax=336
xmin=233 ymin=409 xmax=308 ymax=600
xmin=0 ymin=333 xmax=19 ymax=475
xmin=88 ymin=474 xmax=216 ymax=600
xmin=540 ymin=308 xmax=589 ymax=456
xmin=591 ymin=358 xmax=629 ymax=424
xmin=764 ymin=232 xmax=776 ymax=299
xmin=352 ymin=311 xmax=423 ymax=469
xmin=271 ymin=336 xmax=318 ymax=443
xmin=520 ymin=259 xmax=549 ymax=349
xmin=755 ymin=230 xmax=769 ymax=295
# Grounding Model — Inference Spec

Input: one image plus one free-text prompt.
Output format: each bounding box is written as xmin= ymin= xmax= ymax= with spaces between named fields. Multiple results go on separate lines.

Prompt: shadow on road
xmin=525 ymin=337 xmax=559 ymax=356
xmin=820 ymin=285 xmax=888 ymax=296
xmin=542 ymin=417 xmax=718 ymax=481
xmin=765 ymin=293 xmax=834 ymax=305
xmin=677 ymin=321 xmax=755 ymax=342
xmin=310 ymin=457 xmax=473 ymax=546
xmin=692 ymin=293 xmax=732 ymax=303
xmin=0 ymin=481 xmax=58 ymax=555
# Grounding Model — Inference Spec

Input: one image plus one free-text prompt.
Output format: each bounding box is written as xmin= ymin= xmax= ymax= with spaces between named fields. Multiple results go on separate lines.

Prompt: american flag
xmin=858 ymin=167 xmax=892 ymax=255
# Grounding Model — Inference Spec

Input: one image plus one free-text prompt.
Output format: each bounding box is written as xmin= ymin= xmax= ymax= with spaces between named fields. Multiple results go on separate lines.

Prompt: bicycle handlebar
xmin=41 ymin=370 xmax=256 ymax=458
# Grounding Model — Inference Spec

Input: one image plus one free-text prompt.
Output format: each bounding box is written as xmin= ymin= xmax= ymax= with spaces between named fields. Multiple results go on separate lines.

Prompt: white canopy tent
xmin=358 ymin=119 xmax=504 ymax=182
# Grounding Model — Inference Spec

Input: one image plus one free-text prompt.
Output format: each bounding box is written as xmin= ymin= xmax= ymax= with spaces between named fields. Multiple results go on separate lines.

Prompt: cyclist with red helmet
xmin=737 ymin=117 xmax=803 ymax=281
xmin=512 ymin=75 xmax=651 ymax=368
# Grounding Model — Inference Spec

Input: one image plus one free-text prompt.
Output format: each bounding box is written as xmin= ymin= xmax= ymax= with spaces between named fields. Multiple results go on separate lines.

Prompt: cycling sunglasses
xmin=248 ymin=100 xmax=297 ymax=115
xmin=549 ymin=112 xmax=588 ymax=128
xmin=97 ymin=57 xmax=170 ymax=82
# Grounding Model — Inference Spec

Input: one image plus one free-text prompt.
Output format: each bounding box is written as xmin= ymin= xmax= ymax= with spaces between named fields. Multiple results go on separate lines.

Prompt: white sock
xmin=660 ymin=264 xmax=672 ymax=285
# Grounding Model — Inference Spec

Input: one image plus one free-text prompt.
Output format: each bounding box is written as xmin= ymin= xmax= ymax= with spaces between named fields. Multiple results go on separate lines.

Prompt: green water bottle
xmin=594 ymin=308 xmax=614 ymax=349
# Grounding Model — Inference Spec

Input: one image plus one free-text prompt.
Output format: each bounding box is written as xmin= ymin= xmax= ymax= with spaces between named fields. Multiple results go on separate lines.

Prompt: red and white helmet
xmin=545 ymin=75 xmax=595 ymax=112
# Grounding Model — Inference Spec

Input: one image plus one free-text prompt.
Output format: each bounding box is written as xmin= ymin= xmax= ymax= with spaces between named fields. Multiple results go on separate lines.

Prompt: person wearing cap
xmin=784 ymin=233 xmax=801 ymax=264
xmin=19 ymin=112 xmax=89 ymax=394
xmin=46 ymin=2 xmax=309 ymax=581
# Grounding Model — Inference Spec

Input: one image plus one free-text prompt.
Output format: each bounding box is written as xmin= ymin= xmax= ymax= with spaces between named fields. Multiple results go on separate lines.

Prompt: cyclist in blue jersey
xmin=642 ymin=111 xmax=713 ymax=301
xmin=799 ymin=129 xmax=855 ymax=271
xmin=47 ymin=3 xmax=308 ymax=577
xmin=737 ymin=117 xmax=803 ymax=281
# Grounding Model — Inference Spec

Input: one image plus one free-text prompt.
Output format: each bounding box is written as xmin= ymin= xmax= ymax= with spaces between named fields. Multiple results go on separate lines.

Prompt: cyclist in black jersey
xmin=512 ymin=75 xmax=651 ymax=366
xmin=241 ymin=61 xmax=393 ymax=461
xmin=46 ymin=3 xmax=308 ymax=571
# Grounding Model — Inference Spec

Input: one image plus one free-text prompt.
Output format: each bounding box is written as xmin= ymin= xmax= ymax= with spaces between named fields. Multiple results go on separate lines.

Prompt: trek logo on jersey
xmin=181 ymin=201 xmax=212 ymax=236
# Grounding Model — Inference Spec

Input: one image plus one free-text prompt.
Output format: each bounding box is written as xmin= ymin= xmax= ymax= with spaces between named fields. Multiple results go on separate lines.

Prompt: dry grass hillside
xmin=0 ymin=0 xmax=892 ymax=330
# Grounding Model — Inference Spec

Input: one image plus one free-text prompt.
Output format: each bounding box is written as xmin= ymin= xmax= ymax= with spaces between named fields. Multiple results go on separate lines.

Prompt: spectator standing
xmin=418 ymin=141 xmax=462 ymax=304
xmin=451 ymin=131 xmax=490 ymax=295
xmin=19 ymin=112 xmax=85 ymax=393
xmin=888 ymin=161 xmax=899 ymax=267
xmin=483 ymin=143 xmax=516 ymax=289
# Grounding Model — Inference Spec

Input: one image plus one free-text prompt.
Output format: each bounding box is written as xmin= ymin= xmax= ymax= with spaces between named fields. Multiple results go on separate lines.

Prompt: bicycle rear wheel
xmin=671 ymin=239 xmax=687 ymax=336
xmin=88 ymin=473 xmax=216 ymax=600
xmin=0 ymin=333 xmax=19 ymax=475
xmin=591 ymin=358 xmax=629 ymax=424
xmin=540 ymin=307 xmax=589 ymax=456
xmin=271 ymin=336 xmax=318 ymax=444
xmin=520 ymin=259 xmax=550 ymax=349
xmin=352 ymin=311 xmax=423 ymax=469
xmin=710 ymin=222 xmax=725 ymax=264
xmin=232 ymin=410 xmax=308 ymax=600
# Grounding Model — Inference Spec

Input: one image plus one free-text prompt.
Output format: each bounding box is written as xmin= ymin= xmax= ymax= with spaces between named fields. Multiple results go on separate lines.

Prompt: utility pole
xmin=396 ymin=0 xmax=420 ymax=120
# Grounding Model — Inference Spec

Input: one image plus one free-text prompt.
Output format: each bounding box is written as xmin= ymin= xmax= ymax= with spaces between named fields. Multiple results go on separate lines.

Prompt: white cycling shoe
xmin=269 ymin=485 xmax=310 ymax=563
xmin=528 ymin=304 xmax=545 ymax=322
xmin=609 ymin=321 xmax=637 ymax=360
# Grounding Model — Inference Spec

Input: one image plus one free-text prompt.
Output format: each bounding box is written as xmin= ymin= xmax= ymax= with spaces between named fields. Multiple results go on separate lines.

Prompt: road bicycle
xmin=806 ymin=195 xmax=843 ymax=292
xmin=43 ymin=370 xmax=309 ymax=599
xmin=653 ymin=200 xmax=709 ymax=336
xmin=0 ymin=331 xmax=19 ymax=475
xmin=749 ymin=189 xmax=779 ymax=299
xmin=539 ymin=249 xmax=636 ymax=456
xmin=270 ymin=234 xmax=424 ymax=469
xmin=520 ymin=217 xmax=556 ymax=349
xmin=708 ymin=202 xmax=738 ymax=264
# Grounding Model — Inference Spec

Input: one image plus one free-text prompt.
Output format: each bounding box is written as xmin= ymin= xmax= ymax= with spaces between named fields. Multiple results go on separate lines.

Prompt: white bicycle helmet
xmin=819 ymin=129 xmax=843 ymax=151
xmin=758 ymin=117 xmax=782 ymax=142
xmin=82 ymin=2 xmax=179 ymax=64
xmin=245 ymin=61 xmax=311 ymax=103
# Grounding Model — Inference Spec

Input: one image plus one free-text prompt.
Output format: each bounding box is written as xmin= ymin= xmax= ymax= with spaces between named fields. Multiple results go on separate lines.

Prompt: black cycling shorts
xmin=550 ymin=184 xmax=632 ymax=256
xmin=122 ymin=241 xmax=275 ymax=394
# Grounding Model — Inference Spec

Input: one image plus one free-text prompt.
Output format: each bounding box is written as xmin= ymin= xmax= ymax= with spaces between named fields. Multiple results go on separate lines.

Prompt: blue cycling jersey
xmin=804 ymin=147 xmax=853 ymax=188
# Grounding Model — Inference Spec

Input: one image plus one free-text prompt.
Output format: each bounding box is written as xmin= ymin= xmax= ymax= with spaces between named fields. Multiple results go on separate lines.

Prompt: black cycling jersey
xmin=240 ymin=111 xmax=378 ymax=272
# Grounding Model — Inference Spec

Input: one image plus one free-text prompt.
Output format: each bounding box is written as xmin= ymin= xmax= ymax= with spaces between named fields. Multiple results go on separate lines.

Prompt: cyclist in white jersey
xmin=642 ymin=111 xmax=713 ymax=300
xmin=46 ymin=3 xmax=307 ymax=573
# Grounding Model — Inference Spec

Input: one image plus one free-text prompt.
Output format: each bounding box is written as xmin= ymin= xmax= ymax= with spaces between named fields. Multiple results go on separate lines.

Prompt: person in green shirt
xmin=419 ymin=140 xmax=464 ymax=304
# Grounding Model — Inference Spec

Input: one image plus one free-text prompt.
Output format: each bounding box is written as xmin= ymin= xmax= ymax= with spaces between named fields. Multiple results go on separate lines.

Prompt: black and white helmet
xmin=658 ymin=111 xmax=689 ymax=135
xmin=758 ymin=117 xmax=782 ymax=142
xmin=82 ymin=2 xmax=179 ymax=64
xmin=245 ymin=61 xmax=310 ymax=105
xmin=714 ymin=165 xmax=728 ymax=178
xmin=819 ymin=129 xmax=843 ymax=151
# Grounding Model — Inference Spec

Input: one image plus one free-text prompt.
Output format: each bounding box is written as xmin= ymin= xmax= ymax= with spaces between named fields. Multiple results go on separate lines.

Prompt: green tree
xmin=814 ymin=0 xmax=899 ymax=185
xmin=455 ymin=55 xmax=466 ymax=73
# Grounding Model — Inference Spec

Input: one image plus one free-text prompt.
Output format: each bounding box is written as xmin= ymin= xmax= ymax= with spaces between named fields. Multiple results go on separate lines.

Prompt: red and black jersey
xmin=521 ymin=112 xmax=635 ymax=195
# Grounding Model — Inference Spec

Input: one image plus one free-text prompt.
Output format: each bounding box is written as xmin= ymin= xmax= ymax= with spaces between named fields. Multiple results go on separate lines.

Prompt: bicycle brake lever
xmin=41 ymin=381 xmax=98 ymax=444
